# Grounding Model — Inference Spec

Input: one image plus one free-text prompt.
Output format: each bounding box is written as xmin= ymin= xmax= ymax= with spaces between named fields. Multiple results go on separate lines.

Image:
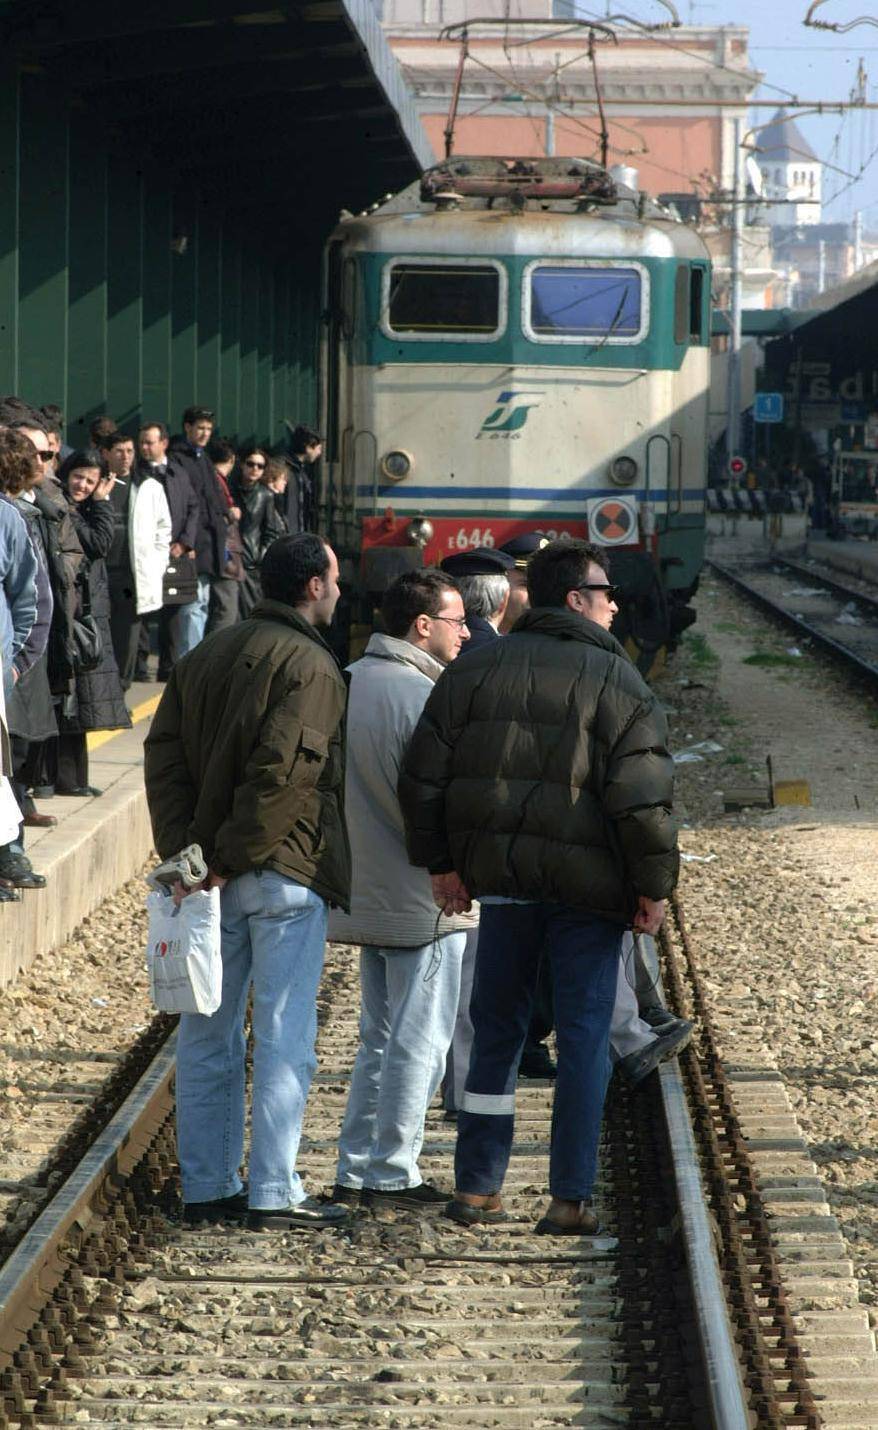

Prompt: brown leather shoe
xmin=23 ymin=812 xmax=58 ymax=828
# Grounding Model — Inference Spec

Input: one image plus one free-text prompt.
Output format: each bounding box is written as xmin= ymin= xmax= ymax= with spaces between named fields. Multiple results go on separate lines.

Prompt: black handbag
xmin=73 ymin=570 xmax=102 ymax=673
xmin=162 ymin=552 xmax=198 ymax=606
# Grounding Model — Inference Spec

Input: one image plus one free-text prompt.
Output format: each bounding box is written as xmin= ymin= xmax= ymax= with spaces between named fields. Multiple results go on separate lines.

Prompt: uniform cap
xmin=440 ymin=546 xmax=516 ymax=578
xmin=498 ymin=532 xmax=551 ymax=568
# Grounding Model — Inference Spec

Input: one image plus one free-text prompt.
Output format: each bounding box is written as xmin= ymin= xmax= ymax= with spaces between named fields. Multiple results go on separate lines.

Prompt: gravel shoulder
xmin=655 ymin=568 xmax=878 ymax=1323
xmin=0 ymin=866 xmax=153 ymax=1243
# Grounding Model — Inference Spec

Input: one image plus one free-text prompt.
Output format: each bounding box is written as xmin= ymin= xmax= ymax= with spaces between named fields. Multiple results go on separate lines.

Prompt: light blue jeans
xmin=175 ymin=575 xmax=211 ymax=656
xmin=336 ymin=932 xmax=465 ymax=1191
xmin=175 ymin=869 xmax=328 ymax=1209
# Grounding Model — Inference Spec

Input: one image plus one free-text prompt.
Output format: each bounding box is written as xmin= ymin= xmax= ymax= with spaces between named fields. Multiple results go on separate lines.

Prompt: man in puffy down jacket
xmin=398 ymin=538 xmax=679 ymax=1236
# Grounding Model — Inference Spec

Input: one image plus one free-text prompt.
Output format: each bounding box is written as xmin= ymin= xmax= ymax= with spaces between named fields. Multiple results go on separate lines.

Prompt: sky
xmin=714 ymin=0 xmax=878 ymax=225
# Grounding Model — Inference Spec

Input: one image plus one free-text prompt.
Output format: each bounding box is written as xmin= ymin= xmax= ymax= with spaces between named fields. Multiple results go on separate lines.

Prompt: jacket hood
xmin=511 ymin=605 xmax=628 ymax=659
xmin=362 ymin=631 xmax=445 ymax=684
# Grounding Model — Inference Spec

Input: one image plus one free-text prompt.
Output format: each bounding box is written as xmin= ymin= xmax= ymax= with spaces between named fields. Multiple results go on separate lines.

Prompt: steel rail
xmin=774 ymin=553 xmax=878 ymax=614
xmin=658 ymin=1057 xmax=752 ymax=1429
xmin=0 ymin=1029 xmax=177 ymax=1367
xmin=707 ymin=558 xmax=878 ymax=685
xmin=0 ymin=934 xmax=768 ymax=1427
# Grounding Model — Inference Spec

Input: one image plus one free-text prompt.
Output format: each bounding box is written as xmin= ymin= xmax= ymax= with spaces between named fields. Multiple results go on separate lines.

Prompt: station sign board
xmin=754 ymin=392 xmax=784 ymax=424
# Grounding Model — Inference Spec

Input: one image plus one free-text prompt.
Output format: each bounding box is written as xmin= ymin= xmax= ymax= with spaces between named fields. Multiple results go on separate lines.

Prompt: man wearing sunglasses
xmin=400 ymin=538 xmax=679 ymax=1238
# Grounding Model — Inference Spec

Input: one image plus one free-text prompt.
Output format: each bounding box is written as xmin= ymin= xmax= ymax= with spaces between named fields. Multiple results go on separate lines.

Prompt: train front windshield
xmin=387 ymin=263 xmax=500 ymax=334
xmin=527 ymin=265 xmax=642 ymax=339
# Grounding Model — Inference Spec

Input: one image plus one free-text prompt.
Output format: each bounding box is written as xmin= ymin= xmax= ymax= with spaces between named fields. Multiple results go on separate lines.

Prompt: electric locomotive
xmin=319 ymin=155 xmax=710 ymax=671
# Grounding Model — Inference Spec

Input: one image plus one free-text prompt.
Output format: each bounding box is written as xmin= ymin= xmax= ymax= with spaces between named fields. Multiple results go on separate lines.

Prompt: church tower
xmin=754 ymin=109 xmax=822 ymax=227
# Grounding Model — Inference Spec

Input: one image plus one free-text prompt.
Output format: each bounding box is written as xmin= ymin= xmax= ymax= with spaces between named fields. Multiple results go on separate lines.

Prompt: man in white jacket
xmin=329 ymin=568 xmax=475 ymax=1211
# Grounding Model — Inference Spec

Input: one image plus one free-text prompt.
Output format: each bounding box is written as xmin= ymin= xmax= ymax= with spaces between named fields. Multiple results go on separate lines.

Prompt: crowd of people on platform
xmin=0 ymin=393 xmax=322 ymax=901
xmin=144 ymin=531 xmax=693 ymax=1236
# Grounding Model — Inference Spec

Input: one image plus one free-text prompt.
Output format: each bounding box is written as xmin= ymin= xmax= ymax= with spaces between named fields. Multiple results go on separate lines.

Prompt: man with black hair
xmin=145 ymin=533 xmax=351 ymax=1232
xmin=168 ymin=407 xmax=233 ymax=652
xmin=283 ymin=424 xmax=322 ymax=534
xmin=329 ymin=568 xmax=473 ymax=1211
xmin=399 ymin=539 xmax=680 ymax=1237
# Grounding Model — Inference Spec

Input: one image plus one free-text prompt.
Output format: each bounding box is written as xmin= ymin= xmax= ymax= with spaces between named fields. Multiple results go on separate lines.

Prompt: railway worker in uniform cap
xmin=498 ymin=532 xmax=549 ymax=634
xmin=398 ymin=538 xmax=679 ymax=1236
xmin=438 ymin=546 xmax=512 ymax=651
xmin=144 ymin=533 xmax=351 ymax=1232
xmin=440 ymin=540 xmax=555 ymax=1099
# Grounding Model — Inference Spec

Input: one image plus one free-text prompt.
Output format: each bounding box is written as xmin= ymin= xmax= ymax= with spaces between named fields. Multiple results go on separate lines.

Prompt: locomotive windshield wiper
xmin=580 ymin=283 xmax=631 ymax=360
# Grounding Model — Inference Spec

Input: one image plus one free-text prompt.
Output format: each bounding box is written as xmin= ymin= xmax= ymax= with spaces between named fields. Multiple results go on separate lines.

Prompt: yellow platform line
xmin=86 ymin=693 xmax=161 ymax=753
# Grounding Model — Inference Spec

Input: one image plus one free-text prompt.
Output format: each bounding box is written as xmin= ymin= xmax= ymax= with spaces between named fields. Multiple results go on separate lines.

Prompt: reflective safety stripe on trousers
xmin=461 ymin=1091 xmax=516 ymax=1116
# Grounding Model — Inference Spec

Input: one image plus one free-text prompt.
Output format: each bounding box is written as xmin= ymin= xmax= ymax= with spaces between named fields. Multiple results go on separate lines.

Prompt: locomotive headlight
xmin=610 ymin=455 xmax=638 ymax=487
xmin=406 ymin=516 xmax=434 ymax=548
xmin=380 ymin=449 xmax=413 ymax=482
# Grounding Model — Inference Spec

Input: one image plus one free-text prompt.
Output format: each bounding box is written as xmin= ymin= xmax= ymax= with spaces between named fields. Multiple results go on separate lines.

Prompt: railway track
xmin=0 ymin=916 xmax=872 ymax=1428
xmin=707 ymin=557 xmax=878 ymax=686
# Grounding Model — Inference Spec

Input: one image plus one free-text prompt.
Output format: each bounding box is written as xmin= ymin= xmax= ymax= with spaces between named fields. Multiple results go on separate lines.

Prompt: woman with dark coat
xmin=230 ymin=447 xmax=286 ymax=618
xmin=56 ymin=449 xmax=131 ymax=796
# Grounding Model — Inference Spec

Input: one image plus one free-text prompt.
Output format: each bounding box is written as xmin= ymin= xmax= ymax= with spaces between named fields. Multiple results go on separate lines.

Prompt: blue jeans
xmin=175 ymin=575 xmax=210 ymax=656
xmin=175 ymin=870 xmax=327 ymax=1209
xmin=455 ymin=903 xmax=621 ymax=1202
xmin=335 ymin=932 xmax=465 ymax=1190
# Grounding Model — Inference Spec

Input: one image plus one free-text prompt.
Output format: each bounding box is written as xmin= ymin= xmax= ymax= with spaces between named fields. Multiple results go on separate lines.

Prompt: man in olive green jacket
xmin=399 ymin=539 xmax=678 ymax=1237
xmin=145 ymin=533 xmax=351 ymax=1232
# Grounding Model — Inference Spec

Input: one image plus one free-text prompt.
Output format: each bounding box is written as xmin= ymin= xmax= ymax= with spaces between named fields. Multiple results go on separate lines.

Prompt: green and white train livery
xmin=320 ymin=156 xmax=710 ymax=671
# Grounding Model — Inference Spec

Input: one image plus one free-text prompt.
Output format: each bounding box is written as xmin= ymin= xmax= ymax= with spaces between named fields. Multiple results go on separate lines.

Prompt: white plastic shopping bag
xmin=145 ymin=887 xmax=223 ymax=1015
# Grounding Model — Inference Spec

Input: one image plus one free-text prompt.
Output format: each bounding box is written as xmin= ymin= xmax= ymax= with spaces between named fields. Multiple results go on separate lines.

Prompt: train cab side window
xmin=689 ymin=266 xmax=706 ymax=343
xmin=674 ymin=267 xmax=689 ymax=344
xmin=674 ymin=265 xmax=707 ymax=345
xmin=385 ymin=261 xmax=503 ymax=339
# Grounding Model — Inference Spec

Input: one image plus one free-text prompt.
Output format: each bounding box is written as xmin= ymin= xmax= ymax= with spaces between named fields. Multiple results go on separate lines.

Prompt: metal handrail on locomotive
xmin=320 ymin=155 xmax=710 ymax=671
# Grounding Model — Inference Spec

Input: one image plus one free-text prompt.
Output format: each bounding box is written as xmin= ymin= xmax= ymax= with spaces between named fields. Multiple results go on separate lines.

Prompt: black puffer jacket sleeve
xmin=398 ymin=671 xmax=459 ymax=876
xmin=600 ymin=680 xmax=679 ymax=900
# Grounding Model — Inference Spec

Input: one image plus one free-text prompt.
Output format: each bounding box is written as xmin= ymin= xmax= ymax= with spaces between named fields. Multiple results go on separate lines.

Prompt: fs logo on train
xmin=586 ymin=495 xmax=639 ymax=546
xmin=476 ymin=390 xmax=544 ymax=439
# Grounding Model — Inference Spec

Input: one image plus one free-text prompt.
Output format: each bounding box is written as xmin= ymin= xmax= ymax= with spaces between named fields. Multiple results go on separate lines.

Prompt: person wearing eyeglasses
xmin=399 ymin=538 xmax=679 ymax=1238
xmin=328 ymin=568 xmax=474 ymax=1212
xmin=231 ymin=448 xmax=287 ymax=618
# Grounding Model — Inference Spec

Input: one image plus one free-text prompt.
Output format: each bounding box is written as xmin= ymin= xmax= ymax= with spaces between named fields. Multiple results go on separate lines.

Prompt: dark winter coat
xmin=398 ymin=606 xmax=678 ymax=923
xmin=31 ymin=482 xmax=82 ymax=697
xmin=144 ymin=599 xmax=351 ymax=908
xmin=5 ymin=498 xmax=56 ymax=743
xmin=60 ymin=498 xmax=131 ymax=734
xmin=460 ymin=613 xmax=499 ymax=652
xmin=168 ymin=438 xmax=228 ymax=577
xmin=229 ymin=475 xmax=286 ymax=571
xmin=280 ymin=456 xmax=316 ymax=535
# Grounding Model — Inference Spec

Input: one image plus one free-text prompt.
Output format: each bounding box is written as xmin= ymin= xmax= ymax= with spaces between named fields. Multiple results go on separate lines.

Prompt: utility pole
xmin=726 ymin=118 xmax=743 ymax=465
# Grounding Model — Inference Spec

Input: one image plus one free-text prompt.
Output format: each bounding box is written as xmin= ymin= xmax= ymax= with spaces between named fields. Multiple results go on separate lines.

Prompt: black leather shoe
xmin=330 ymin=1183 xmax=363 ymax=1207
xmin=55 ymin=786 xmax=103 ymax=798
xmin=182 ymin=1188 xmax=248 ymax=1225
xmin=30 ymin=785 xmax=55 ymax=800
xmin=0 ymin=884 xmax=20 ymax=902
xmin=0 ymin=853 xmax=47 ymax=889
xmin=518 ymin=1041 xmax=557 ymax=1080
xmin=617 ymin=1020 xmax=694 ymax=1087
xmin=638 ymin=1003 xmax=679 ymax=1030
xmin=365 ymin=1182 xmax=449 ymax=1210
xmin=248 ymin=1196 xmax=350 ymax=1231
